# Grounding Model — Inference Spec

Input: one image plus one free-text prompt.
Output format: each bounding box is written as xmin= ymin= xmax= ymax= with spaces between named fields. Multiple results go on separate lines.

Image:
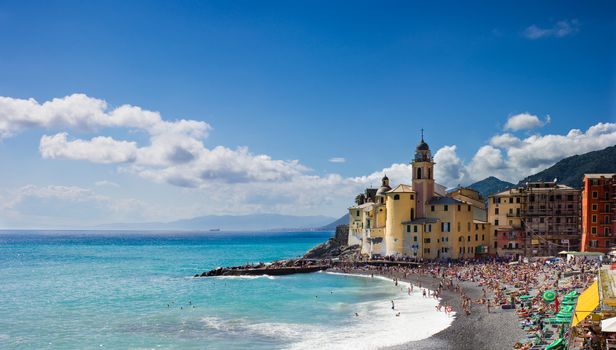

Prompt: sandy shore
xmin=332 ymin=269 xmax=526 ymax=350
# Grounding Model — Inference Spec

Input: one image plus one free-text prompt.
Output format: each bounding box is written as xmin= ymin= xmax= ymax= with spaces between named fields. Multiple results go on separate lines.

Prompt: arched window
xmin=417 ymin=168 xmax=422 ymax=179
xmin=394 ymin=194 xmax=400 ymax=200
xmin=428 ymin=168 xmax=431 ymax=179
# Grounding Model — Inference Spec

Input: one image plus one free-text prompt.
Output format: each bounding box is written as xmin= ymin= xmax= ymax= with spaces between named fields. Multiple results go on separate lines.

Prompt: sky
xmin=0 ymin=1 xmax=614 ymax=228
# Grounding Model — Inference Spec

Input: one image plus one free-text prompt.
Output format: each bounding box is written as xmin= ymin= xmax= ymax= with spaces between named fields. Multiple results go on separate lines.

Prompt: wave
xmin=201 ymin=273 xmax=453 ymax=350
xmin=214 ymin=275 xmax=277 ymax=280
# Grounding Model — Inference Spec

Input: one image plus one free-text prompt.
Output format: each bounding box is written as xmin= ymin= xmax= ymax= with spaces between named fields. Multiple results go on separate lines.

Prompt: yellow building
xmin=348 ymin=135 xmax=491 ymax=260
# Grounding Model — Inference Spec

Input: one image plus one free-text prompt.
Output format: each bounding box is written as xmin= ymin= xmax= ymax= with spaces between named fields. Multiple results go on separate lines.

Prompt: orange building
xmin=581 ymin=174 xmax=616 ymax=252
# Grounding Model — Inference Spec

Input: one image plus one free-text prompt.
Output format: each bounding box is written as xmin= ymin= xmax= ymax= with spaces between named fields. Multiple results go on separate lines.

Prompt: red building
xmin=581 ymin=174 xmax=616 ymax=252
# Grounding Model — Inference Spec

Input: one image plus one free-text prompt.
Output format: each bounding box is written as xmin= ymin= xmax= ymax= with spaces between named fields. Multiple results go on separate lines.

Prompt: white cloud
xmin=433 ymin=121 xmax=616 ymax=187
xmin=433 ymin=145 xmax=468 ymax=187
xmin=523 ymin=19 xmax=580 ymax=39
xmin=95 ymin=180 xmax=120 ymax=188
xmin=504 ymin=113 xmax=550 ymax=131
xmin=40 ymin=133 xmax=138 ymax=163
xmin=0 ymin=184 xmax=159 ymax=227
xmin=329 ymin=157 xmax=346 ymax=163
xmin=0 ymin=94 xmax=307 ymax=186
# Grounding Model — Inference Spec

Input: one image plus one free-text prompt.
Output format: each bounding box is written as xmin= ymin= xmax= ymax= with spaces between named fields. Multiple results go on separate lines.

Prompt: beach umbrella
xmin=543 ymin=290 xmax=557 ymax=303
xmin=519 ymin=295 xmax=532 ymax=300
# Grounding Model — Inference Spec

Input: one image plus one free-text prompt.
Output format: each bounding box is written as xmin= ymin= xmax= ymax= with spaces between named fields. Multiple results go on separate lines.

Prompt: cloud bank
xmin=1 ymin=93 xmax=614 ymax=223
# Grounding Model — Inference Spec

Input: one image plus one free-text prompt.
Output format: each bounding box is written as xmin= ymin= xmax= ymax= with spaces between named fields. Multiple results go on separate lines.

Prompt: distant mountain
xmin=468 ymin=176 xmax=515 ymax=198
xmin=97 ymin=214 xmax=336 ymax=232
xmin=320 ymin=213 xmax=349 ymax=230
xmin=517 ymin=145 xmax=616 ymax=189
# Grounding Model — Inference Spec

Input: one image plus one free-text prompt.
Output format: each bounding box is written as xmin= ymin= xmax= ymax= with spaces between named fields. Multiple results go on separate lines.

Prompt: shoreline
xmin=329 ymin=268 xmax=526 ymax=350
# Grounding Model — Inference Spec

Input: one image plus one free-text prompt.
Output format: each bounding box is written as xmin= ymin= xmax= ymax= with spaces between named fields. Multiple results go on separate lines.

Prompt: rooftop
xmin=427 ymin=196 xmax=463 ymax=205
xmin=586 ymin=173 xmax=616 ymax=179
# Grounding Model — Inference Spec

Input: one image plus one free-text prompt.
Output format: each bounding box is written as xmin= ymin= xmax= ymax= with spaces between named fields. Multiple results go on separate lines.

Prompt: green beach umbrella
xmin=543 ymin=290 xmax=557 ymax=303
xmin=519 ymin=295 xmax=532 ymax=299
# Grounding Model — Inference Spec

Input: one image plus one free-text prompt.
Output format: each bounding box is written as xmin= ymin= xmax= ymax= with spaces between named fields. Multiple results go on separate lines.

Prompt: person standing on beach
xmin=391 ymin=300 xmax=395 ymax=310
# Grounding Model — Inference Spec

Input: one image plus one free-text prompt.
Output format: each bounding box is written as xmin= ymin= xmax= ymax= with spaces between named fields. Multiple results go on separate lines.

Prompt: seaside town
xmin=334 ymin=134 xmax=616 ymax=350
xmin=195 ymin=134 xmax=616 ymax=349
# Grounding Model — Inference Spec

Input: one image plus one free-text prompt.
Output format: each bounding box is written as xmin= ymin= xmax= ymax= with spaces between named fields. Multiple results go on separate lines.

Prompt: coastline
xmin=329 ymin=268 xmax=526 ymax=350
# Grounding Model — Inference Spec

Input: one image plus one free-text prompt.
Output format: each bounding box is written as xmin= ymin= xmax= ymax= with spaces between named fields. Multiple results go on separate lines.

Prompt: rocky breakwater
xmin=194 ymin=259 xmax=329 ymax=277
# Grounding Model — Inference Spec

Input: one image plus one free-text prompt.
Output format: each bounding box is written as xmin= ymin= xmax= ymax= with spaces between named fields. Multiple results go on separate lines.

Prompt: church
xmin=347 ymin=135 xmax=492 ymax=260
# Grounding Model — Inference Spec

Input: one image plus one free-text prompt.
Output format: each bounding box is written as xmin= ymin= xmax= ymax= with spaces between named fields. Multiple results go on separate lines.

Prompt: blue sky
xmin=0 ymin=1 xmax=614 ymax=227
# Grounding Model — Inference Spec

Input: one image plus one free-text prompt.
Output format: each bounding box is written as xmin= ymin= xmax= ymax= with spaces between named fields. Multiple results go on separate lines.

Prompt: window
xmin=413 ymin=225 xmax=418 ymax=233
xmin=592 ymin=227 xmax=597 ymax=234
xmin=540 ymin=217 xmax=544 ymax=223
xmin=417 ymin=168 xmax=422 ymax=179
xmin=444 ymin=205 xmax=448 ymax=211
xmin=482 ymin=234 xmax=485 ymax=240
xmin=516 ymin=197 xmax=520 ymax=203
xmin=592 ymin=215 xmax=597 ymax=223
xmin=356 ymin=210 xmax=360 ymax=217
xmin=458 ymin=236 xmax=462 ymax=242
xmin=475 ymin=224 xmax=479 ymax=230
xmin=394 ymin=194 xmax=400 ymax=200
xmin=495 ymin=208 xmax=499 ymax=214
xmin=592 ymin=191 xmax=598 ymax=198
xmin=410 ymin=194 xmax=414 ymax=200
xmin=605 ymin=227 xmax=611 ymax=235
xmin=467 ymin=235 xmax=471 ymax=242
xmin=467 ymin=222 xmax=471 ymax=231
xmin=424 ymin=238 xmax=431 ymax=243
xmin=413 ymin=236 xmax=417 ymax=242
xmin=494 ymin=219 xmax=499 ymax=226
xmin=457 ymin=222 xmax=461 ymax=232
xmin=406 ymin=225 xmax=411 ymax=233
xmin=509 ymin=198 xmax=513 ymax=204
xmin=426 ymin=224 xmax=432 ymax=232
xmin=509 ymin=208 xmax=513 ymax=214
xmin=607 ymin=192 xmax=611 ymax=200
xmin=468 ymin=205 xmax=471 ymax=211
xmin=590 ymin=240 xmax=598 ymax=248
xmin=592 ymin=204 xmax=597 ymax=211
xmin=424 ymin=248 xmax=430 ymax=254
xmin=431 ymin=205 xmax=435 ymax=212
xmin=475 ymin=234 xmax=478 ymax=241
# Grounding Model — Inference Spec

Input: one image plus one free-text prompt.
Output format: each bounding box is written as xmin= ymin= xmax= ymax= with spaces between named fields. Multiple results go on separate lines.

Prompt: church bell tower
xmin=412 ymin=130 xmax=435 ymax=218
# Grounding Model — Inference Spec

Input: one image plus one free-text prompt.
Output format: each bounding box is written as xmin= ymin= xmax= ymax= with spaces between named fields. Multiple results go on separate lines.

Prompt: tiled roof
xmin=386 ymin=184 xmax=414 ymax=193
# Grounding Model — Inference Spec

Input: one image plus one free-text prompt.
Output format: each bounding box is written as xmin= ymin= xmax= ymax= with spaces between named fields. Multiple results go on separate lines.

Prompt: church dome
xmin=416 ymin=139 xmax=429 ymax=151
xmin=376 ymin=185 xmax=391 ymax=196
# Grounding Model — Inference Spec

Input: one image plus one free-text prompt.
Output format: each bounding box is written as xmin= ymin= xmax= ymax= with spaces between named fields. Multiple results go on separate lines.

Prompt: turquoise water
xmin=0 ymin=231 xmax=448 ymax=350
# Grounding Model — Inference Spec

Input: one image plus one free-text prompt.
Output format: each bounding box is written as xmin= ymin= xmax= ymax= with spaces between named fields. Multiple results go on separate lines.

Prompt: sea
xmin=0 ymin=231 xmax=452 ymax=350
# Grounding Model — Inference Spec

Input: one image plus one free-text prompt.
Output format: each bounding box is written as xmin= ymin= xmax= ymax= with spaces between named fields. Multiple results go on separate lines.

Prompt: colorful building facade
xmin=581 ymin=174 xmax=616 ymax=253
xmin=488 ymin=181 xmax=582 ymax=257
xmin=347 ymin=136 xmax=491 ymax=260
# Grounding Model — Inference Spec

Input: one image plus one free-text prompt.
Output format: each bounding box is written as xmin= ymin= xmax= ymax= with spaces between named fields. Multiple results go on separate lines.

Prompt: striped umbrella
xmin=543 ymin=290 xmax=556 ymax=303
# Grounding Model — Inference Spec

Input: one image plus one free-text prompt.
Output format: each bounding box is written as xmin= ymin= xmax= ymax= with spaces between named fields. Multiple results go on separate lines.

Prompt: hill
xmin=468 ymin=176 xmax=515 ymax=198
xmin=320 ymin=213 xmax=349 ymax=230
xmin=517 ymin=145 xmax=616 ymax=189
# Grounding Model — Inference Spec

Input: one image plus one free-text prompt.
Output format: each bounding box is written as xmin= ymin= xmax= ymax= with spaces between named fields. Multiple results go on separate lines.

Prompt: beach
xmin=330 ymin=268 xmax=526 ymax=350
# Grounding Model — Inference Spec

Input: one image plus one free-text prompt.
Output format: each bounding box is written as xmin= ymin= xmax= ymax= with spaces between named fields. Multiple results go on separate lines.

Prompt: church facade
xmin=347 ymin=135 xmax=492 ymax=260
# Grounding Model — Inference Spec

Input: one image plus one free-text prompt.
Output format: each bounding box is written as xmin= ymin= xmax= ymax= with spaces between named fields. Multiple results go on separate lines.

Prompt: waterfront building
xmin=580 ymin=174 xmax=616 ymax=253
xmin=347 ymin=135 xmax=490 ymax=260
xmin=488 ymin=181 xmax=581 ymax=257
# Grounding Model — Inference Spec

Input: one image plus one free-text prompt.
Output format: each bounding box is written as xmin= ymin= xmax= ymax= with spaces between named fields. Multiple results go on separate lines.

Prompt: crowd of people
xmin=333 ymin=256 xmax=601 ymax=349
